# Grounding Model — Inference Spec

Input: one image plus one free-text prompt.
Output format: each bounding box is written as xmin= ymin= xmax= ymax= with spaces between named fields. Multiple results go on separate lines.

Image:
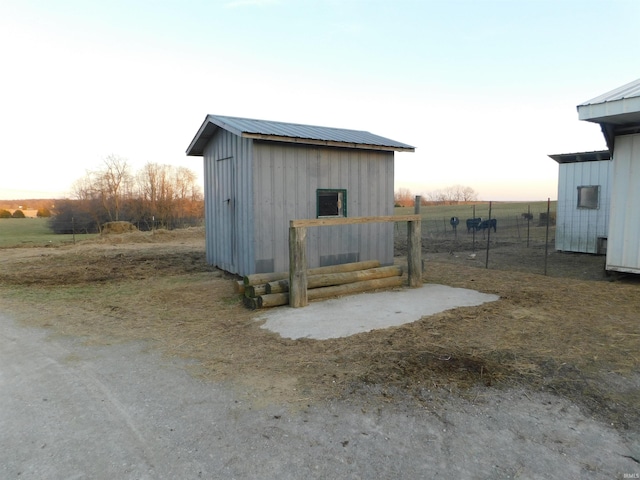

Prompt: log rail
xmin=289 ymin=215 xmax=422 ymax=308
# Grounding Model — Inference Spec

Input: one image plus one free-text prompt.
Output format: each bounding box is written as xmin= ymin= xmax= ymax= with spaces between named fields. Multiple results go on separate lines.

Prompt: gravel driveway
xmin=1 ymin=312 xmax=638 ymax=479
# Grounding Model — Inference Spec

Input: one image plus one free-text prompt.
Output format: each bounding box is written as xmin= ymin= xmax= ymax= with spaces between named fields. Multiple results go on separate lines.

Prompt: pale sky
xmin=1 ymin=0 xmax=639 ymax=201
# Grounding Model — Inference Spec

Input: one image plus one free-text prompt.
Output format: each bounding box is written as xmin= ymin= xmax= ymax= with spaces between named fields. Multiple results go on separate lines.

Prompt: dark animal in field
xmin=466 ymin=218 xmax=482 ymax=233
xmin=477 ymin=218 xmax=497 ymax=232
xmin=521 ymin=213 xmax=534 ymax=221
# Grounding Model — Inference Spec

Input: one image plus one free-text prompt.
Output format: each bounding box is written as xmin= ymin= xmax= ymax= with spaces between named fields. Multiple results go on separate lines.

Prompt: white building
xmin=578 ymin=78 xmax=640 ymax=274
xmin=549 ymin=150 xmax=611 ymax=254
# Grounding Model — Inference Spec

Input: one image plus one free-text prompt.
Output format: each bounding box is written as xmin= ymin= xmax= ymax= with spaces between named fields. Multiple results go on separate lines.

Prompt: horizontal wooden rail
xmin=267 ymin=265 xmax=403 ymax=294
xmin=290 ymin=214 xmax=420 ymax=228
xmin=243 ymin=260 xmax=381 ymax=286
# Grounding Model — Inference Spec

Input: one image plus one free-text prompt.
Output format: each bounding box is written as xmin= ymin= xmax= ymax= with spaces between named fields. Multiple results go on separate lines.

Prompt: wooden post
xmin=414 ymin=195 xmax=421 ymax=214
xmin=289 ymin=225 xmax=308 ymax=307
xmin=407 ymin=218 xmax=422 ymax=288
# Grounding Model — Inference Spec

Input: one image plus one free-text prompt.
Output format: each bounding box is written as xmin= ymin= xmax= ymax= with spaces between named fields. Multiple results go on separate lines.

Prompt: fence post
xmin=527 ymin=204 xmax=531 ymax=247
xmin=407 ymin=218 xmax=422 ymax=287
xmin=544 ymin=198 xmax=550 ymax=275
xmin=414 ymin=195 xmax=421 ymax=214
xmin=485 ymin=201 xmax=492 ymax=269
xmin=472 ymin=204 xmax=477 ymax=251
xmin=289 ymin=225 xmax=308 ymax=307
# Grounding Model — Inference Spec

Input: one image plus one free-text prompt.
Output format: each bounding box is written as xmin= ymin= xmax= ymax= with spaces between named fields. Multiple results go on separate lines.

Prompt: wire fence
xmin=391 ymin=200 xmax=609 ymax=279
xmin=394 ymin=202 xmax=555 ymax=251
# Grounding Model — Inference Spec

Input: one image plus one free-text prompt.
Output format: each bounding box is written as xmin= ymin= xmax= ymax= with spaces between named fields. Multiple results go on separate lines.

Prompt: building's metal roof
xmin=186 ymin=114 xmax=415 ymax=156
xmin=579 ymin=78 xmax=640 ymax=106
xmin=548 ymin=150 xmax=611 ymax=164
xmin=578 ymin=78 xmax=640 ymax=125
xmin=577 ymin=79 xmax=640 ymax=152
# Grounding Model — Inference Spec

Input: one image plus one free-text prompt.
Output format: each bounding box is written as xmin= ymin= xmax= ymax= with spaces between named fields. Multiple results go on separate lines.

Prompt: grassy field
xmin=394 ymin=200 xmax=556 ymax=247
xmin=394 ymin=200 xmax=556 ymax=220
xmin=0 ymin=218 xmax=97 ymax=247
xmin=0 ymin=202 xmax=554 ymax=248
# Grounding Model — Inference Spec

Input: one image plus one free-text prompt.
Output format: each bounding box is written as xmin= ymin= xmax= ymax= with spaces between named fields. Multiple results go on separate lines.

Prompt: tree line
xmin=0 ymin=208 xmax=51 ymax=218
xmin=394 ymin=185 xmax=479 ymax=207
xmin=50 ymin=155 xmax=204 ymax=234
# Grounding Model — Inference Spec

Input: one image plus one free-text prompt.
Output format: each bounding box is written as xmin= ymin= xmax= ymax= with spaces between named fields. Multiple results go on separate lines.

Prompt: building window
xmin=577 ymin=185 xmax=600 ymax=209
xmin=317 ymin=189 xmax=347 ymax=218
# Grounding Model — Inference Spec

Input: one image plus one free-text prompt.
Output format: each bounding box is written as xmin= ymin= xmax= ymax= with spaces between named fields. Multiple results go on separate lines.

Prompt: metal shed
xmin=186 ymin=115 xmax=415 ymax=276
xmin=549 ymin=150 xmax=611 ymax=254
xmin=578 ymin=78 xmax=640 ymax=273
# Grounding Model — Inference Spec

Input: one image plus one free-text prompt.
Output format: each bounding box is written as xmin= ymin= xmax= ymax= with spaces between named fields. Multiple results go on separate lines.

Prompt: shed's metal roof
xmin=186 ymin=115 xmax=415 ymax=156
xmin=548 ymin=150 xmax=611 ymax=164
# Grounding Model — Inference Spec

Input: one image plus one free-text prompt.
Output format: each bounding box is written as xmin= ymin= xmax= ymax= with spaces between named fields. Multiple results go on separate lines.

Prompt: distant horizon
xmin=1 ymin=173 xmax=559 ymax=204
xmin=0 ymin=195 xmax=558 ymax=204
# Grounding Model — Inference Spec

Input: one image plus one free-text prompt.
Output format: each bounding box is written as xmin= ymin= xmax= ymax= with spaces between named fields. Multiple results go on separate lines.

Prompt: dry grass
xmin=0 ymin=227 xmax=638 ymax=430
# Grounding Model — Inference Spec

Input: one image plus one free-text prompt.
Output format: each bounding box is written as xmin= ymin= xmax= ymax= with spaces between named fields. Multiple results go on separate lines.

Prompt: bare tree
xmin=425 ymin=189 xmax=447 ymax=205
xmin=136 ymin=163 xmax=203 ymax=228
xmin=449 ymin=186 xmax=461 ymax=204
xmin=173 ymin=166 xmax=202 ymax=221
xmin=460 ymin=185 xmax=479 ymax=202
xmin=56 ymin=159 xmax=203 ymax=233
xmin=137 ymin=163 xmax=160 ymax=213
xmin=394 ymin=187 xmax=414 ymax=207
xmin=425 ymin=185 xmax=478 ymax=205
xmin=71 ymin=171 xmax=104 ymax=231
xmin=96 ymin=155 xmax=132 ymax=221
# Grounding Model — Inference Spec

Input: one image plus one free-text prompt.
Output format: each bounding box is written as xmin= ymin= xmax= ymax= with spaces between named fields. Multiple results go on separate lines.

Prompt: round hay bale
xmin=102 ymin=221 xmax=138 ymax=234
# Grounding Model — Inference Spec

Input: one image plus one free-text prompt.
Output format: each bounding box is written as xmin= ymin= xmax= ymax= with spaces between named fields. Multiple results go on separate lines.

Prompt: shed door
xmin=217 ymin=156 xmax=236 ymax=272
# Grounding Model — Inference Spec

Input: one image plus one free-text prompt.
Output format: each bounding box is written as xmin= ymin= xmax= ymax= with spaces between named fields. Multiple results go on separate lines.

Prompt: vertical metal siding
xmin=203 ymin=149 xmax=215 ymax=266
xmin=203 ymin=129 xmax=254 ymax=275
xmin=555 ymin=160 xmax=611 ymax=253
xmin=204 ymin=133 xmax=395 ymax=275
xmin=253 ymin=143 xmax=394 ymax=273
xmin=253 ymin=144 xmax=275 ymax=272
xmin=607 ymin=134 xmax=640 ymax=273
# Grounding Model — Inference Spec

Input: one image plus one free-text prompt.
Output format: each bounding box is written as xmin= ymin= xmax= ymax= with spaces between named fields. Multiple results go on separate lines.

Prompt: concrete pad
xmin=257 ymin=284 xmax=499 ymax=340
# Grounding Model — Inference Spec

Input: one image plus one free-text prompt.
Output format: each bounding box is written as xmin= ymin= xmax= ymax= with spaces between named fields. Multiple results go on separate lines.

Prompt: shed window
xmin=317 ymin=189 xmax=346 ymax=218
xmin=577 ymin=185 xmax=600 ymax=209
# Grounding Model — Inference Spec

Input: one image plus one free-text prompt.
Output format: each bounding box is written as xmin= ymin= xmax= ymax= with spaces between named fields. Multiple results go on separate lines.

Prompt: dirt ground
xmin=0 ymin=227 xmax=638 ymax=441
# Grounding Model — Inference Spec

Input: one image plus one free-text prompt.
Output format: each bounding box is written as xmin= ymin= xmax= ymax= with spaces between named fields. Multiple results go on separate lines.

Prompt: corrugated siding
xmin=253 ymin=142 xmax=394 ymax=273
xmin=607 ymin=133 xmax=640 ymax=273
xmin=203 ymin=129 xmax=254 ymax=275
xmin=555 ymin=160 xmax=611 ymax=253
